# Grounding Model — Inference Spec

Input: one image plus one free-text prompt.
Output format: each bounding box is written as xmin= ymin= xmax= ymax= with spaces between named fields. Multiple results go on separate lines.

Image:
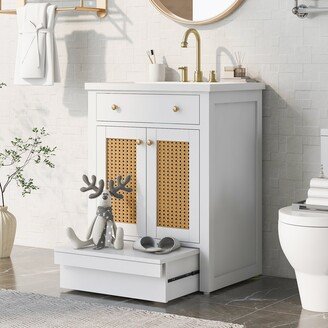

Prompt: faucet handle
xmin=178 ymin=66 xmax=189 ymax=83
xmin=209 ymin=70 xmax=217 ymax=83
xmin=194 ymin=70 xmax=203 ymax=83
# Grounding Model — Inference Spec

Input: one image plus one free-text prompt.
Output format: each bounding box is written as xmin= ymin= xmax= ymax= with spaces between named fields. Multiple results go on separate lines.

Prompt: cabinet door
xmin=97 ymin=126 xmax=147 ymax=239
xmin=147 ymin=129 xmax=200 ymax=243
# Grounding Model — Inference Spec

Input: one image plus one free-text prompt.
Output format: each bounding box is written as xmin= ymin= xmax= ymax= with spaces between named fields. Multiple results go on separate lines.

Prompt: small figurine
xmin=66 ymin=174 xmax=132 ymax=250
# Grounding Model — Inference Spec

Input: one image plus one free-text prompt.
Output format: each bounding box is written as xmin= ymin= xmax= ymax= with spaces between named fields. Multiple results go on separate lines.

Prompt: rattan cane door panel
xmin=106 ymin=138 xmax=137 ymax=224
xmin=157 ymin=141 xmax=190 ymax=230
xmin=146 ymin=128 xmax=199 ymax=243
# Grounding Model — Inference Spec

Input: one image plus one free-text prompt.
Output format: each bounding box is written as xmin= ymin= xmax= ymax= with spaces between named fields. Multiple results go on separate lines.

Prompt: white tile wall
xmin=0 ymin=0 xmax=325 ymax=278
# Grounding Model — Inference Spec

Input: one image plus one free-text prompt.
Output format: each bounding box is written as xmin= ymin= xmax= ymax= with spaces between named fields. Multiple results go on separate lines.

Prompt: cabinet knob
xmin=172 ymin=106 xmax=179 ymax=112
xmin=147 ymin=139 xmax=153 ymax=146
xmin=136 ymin=139 xmax=142 ymax=145
xmin=111 ymin=104 xmax=119 ymax=110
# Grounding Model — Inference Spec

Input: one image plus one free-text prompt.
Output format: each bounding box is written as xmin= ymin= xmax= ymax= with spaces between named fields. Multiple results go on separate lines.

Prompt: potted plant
xmin=0 ymin=127 xmax=56 ymax=258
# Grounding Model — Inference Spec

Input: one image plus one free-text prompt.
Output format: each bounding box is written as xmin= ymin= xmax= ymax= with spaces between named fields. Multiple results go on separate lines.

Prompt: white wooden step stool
xmin=54 ymin=242 xmax=199 ymax=303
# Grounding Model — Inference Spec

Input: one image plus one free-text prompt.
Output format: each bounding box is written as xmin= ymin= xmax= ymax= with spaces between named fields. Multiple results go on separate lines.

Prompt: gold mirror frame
xmin=149 ymin=0 xmax=244 ymax=25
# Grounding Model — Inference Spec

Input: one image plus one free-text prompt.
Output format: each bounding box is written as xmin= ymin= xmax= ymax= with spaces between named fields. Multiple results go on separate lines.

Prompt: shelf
xmin=0 ymin=0 xmax=107 ymax=18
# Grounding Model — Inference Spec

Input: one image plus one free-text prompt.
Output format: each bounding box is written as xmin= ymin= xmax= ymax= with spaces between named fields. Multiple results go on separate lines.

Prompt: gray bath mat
xmin=0 ymin=289 xmax=243 ymax=328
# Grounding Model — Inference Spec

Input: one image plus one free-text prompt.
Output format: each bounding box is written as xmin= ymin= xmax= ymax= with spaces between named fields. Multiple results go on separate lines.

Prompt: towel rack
xmin=0 ymin=0 xmax=107 ymax=18
xmin=292 ymin=0 xmax=328 ymax=18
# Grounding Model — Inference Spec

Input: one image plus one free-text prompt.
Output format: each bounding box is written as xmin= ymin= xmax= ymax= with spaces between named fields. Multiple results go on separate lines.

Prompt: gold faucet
xmin=181 ymin=28 xmax=203 ymax=83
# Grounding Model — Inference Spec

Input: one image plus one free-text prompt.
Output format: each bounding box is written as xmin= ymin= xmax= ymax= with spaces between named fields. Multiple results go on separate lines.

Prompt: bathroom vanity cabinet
xmin=86 ymin=82 xmax=265 ymax=293
xmin=55 ymin=82 xmax=264 ymax=301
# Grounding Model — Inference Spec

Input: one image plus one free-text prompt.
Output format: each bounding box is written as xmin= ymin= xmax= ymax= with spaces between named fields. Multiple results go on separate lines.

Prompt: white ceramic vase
xmin=0 ymin=207 xmax=16 ymax=258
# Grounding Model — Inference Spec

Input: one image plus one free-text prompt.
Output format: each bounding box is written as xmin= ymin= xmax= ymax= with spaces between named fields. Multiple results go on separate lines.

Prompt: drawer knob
xmin=136 ymin=139 xmax=142 ymax=145
xmin=172 ymin=106 xmax=179 ymax=112
xmin=147 ymin=139 xmax=153 ymax=146
xmin=111 ymin=104 xmax=119 ymax=111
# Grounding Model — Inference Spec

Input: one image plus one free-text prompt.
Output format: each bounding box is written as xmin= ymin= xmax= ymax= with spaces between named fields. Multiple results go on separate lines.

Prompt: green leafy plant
xmin=0 ymin=128 xmax=57 ymax=207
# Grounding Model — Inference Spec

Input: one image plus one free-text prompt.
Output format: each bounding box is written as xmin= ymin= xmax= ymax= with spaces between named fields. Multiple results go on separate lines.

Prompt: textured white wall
xmin=0 ymin=0 xmax=324 ymax=278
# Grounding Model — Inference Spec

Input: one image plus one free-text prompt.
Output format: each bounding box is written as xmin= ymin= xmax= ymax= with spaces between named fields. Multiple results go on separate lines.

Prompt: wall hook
xmin=292 ymin=0 xmax=328 ymax=18
xmin=292 ymin=0 xmax=309 ymax=18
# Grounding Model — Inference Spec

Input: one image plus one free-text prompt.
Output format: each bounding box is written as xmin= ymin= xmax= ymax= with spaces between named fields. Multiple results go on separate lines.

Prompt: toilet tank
xmin=321 ymin=129 xmax=328 ymax=175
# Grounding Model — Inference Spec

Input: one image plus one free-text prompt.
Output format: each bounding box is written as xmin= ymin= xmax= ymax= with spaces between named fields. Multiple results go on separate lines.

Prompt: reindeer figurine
xmin=66 ymin=174 xmax=132 ymax=250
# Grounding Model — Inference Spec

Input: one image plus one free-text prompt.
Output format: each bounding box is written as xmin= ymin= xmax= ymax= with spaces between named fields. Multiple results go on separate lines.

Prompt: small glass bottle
xmin=234 ymin=65 xmax=246 ymax=78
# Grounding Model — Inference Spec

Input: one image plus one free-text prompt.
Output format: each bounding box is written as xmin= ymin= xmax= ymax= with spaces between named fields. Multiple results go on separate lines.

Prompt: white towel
xmin=306 ymin=198 xmax=328 ymax=206
xmin=309 ymin=178 xmax=328 ymax=189
xmin=21 ymin=3 xmax=48 ymax=78
xmin=308 ymin=188 xmax=328 ymax=198
xmin=14 ymin=3 xmax=60 ymax=86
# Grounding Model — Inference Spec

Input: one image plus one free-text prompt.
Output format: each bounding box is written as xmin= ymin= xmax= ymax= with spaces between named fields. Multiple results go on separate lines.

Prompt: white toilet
xmin=279 ymin=207 xmax=328 ymax=312
xmin=279 ymin=129 xmax=328 ymax=312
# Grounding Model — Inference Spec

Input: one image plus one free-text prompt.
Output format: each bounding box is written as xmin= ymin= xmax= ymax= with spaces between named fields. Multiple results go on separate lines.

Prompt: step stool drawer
xmin=54 ymin=244 xmax=199 ymax=303
xmin=96 ymin=93 xmax=200 ymax=125
xmin=55 ymin=252 xmax=163 ymax=278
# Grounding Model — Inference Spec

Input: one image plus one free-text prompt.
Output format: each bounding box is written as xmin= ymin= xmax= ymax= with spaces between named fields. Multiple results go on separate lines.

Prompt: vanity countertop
xmin=85 ymin=81 xmax=265 ymax=93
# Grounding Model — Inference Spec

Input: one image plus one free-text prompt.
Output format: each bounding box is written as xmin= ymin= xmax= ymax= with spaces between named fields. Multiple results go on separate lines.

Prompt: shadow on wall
xmin=61 ymin=1 xmax=132 ymax=116
xmin=62 ymin=30 xmax=107 ymax=116
xmin=163 ymin=56 xmax=180 ymax=81
xmin=108 ymin=1 xmax=132 ymax=42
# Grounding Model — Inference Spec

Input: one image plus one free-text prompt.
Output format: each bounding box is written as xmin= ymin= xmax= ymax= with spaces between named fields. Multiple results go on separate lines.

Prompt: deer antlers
xmin=109 ymin=175 xmax=132 ymax=199
xmin=80 ymin=175 xmax=132 ymax=200
xmin=80 ymin=175 xmax=105 ymax=199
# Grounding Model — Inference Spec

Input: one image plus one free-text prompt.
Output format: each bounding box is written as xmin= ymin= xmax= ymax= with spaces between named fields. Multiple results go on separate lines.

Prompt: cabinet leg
xmin=203 ymin=292 xmax=211 ymax=296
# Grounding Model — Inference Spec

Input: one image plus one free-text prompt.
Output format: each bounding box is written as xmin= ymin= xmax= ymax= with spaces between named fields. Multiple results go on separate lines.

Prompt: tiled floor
xmin=1 ymin=246 xmax=328 ymax=328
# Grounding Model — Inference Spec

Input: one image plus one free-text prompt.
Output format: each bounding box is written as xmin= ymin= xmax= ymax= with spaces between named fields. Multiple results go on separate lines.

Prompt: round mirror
xmin=150 ymin=0 xmax=244 ymax=25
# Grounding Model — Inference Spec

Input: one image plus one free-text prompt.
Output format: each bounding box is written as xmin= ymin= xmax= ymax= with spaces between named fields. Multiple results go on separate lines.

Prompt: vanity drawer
xmin=96 ymin=93 xmax=200 ymax=125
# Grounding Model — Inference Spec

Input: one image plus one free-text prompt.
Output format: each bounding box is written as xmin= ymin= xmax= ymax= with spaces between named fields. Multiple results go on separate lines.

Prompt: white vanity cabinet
xmin=85 ymin=82 xmax=265 ymax=294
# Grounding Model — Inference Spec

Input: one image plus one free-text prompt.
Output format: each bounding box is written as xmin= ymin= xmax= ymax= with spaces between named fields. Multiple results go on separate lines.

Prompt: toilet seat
xmin=279 ymin=206 xmax=328 ymax=312
xmin=279 ymin=206 xmax=328 ymax=227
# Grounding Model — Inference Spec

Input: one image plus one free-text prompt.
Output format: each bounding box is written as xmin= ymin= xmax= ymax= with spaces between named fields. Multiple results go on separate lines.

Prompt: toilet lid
xmin=279 ymin=206 xmax=328 ymax=227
